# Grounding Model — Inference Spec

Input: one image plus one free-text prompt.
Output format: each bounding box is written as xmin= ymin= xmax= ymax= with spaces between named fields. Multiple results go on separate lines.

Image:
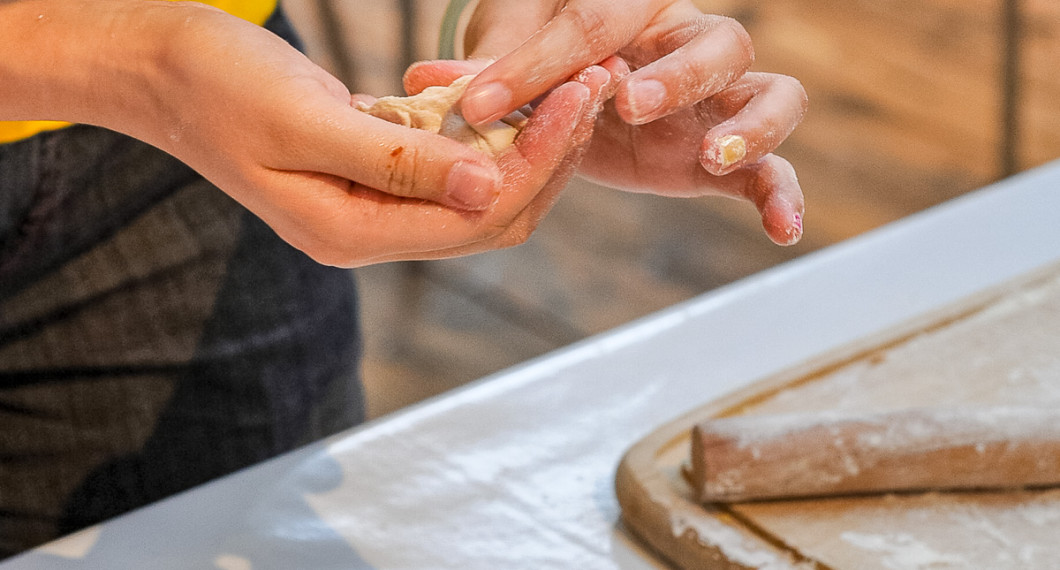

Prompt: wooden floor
xmin=282 ymin=0 xmax=1060 ymax=419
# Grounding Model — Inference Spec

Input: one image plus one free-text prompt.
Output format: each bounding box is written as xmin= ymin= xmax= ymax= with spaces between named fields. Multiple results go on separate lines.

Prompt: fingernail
xmin=625 ymin=78 xmax=667 ymax=123
xmin=462 ymin=81 xmax=512 ymax=125
xmin=712 ymin=134 xmax=748 ymax=169
xmin=446 ymin=161 xmax=499 ymax=211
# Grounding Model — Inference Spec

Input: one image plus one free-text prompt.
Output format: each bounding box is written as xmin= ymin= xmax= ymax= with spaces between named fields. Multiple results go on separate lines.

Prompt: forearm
xmin=0 ymin=0 xmax=195 ymax=143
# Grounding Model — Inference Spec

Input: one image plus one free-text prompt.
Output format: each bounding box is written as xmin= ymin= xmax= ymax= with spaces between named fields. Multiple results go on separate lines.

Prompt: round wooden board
xmin=616 ymin=261 xmax=1060 ymax=570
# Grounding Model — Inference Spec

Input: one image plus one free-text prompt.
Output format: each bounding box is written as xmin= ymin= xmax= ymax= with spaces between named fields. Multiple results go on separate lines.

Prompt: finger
xmin=593 ymin=55 xmax=632 ymax=100
xmin=614 ymin=13 xmax=755 ymax=125
xmin=699 ymin=72 xmax=809 ymax=175
xmin=402 ymin=59 xmax=489 ymax=95
xmin=607 ymin=150 xmax=805 ymax=246
xmin=285 ymin=105 xmax=503 ymax=211
xmin=252 ymin=166 xmax=507 ymax=267
xmin=713 ymin=154 xmax=805 ymax=246
xmin=460 ymin=0 xmax=663 ymax=125
xmin=403 ymin=55 xmax=625 ymax=113
xmin=488 ymin=80 xmax=592 ymax=224
xmin=502 ymin=65 xmax=614 ymax=228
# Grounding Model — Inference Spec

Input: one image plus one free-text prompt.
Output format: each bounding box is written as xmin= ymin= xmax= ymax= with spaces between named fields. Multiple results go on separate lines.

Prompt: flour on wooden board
xmin=668 ymin=511 xmax=814 ymax=570
xmin=839 ymin=532 xmax=966 ymax=569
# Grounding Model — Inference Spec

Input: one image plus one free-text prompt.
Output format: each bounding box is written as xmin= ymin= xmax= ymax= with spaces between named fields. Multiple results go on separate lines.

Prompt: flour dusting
xmin=840 ymin=532 xmax=965 ymax=569
xmin=669 ymin=511 xmax=813 ymax=569
xmin=1017 ymin=501 xmax=1060 ymax=526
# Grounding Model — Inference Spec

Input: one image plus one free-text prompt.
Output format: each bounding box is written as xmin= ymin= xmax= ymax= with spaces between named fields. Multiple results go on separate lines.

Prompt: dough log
xmin=691 ymin=406 xmax=1060 ymax=502
xmin=356 ymin=75 xmax=529 ymax=155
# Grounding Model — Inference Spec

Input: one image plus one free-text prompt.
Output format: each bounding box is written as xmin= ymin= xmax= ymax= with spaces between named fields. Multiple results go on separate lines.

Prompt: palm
xmin=578 ymin=99 xmax=722 ymax=197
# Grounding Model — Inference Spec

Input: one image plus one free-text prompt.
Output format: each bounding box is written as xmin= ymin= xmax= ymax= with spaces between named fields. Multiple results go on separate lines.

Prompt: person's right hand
xmin=0 ymin=0 xmax=609 ymax=267
xmin=456 ymin=0 xmax=808 ymax=245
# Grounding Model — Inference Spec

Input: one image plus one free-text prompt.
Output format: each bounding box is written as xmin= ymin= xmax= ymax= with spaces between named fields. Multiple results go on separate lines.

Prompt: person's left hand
xmin=447 ymin=0 xmax=808 ymax=245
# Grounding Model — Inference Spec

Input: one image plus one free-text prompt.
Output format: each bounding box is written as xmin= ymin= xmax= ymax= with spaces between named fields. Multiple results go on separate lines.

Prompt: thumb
xmin=295 ymin=106 xmax=503 ymax=211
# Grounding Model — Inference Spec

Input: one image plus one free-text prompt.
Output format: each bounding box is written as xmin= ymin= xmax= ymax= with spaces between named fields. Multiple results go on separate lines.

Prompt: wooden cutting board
xmin=616 ymin=262 xmax=1060 ymax=569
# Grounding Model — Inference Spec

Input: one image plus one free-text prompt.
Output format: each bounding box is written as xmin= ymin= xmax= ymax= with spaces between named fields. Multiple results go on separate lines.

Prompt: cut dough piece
xmin=356 ymin=75 xmax=528 ymax=155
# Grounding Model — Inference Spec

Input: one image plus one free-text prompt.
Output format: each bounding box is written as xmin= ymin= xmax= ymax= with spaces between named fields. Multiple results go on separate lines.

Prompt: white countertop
xmin=8 ymin=160 xmax=1060 ymax=569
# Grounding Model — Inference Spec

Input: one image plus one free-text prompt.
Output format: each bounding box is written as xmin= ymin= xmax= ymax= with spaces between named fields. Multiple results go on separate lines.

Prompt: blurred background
xmin=281 ymin=0 xmax=1060 ymax=419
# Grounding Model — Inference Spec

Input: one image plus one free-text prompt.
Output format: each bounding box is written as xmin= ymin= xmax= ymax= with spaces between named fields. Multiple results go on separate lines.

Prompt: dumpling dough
xmin=356 ymin=75 xmax=528 ymax=155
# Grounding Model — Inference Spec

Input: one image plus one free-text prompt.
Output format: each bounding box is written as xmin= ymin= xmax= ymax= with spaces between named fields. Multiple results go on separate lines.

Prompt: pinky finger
xmin=717 ymin=154 xmax=805 ymax=246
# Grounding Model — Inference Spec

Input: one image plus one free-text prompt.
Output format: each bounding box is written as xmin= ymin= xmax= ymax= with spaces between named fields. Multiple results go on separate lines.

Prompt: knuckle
xmin=715 ymin=16 xmax=754 ymax=65
xmin=563 ymin=4 xmax=610 ymax=39
xmin=783 ymin=75 xmax=810 ymax=113
xmin=650 ymin=19 xmax=703 ymax=56
xmin=765 ymin=73 xmax=809 ymax=118
xmin=382 ymin=144 xmax=425 ymax=199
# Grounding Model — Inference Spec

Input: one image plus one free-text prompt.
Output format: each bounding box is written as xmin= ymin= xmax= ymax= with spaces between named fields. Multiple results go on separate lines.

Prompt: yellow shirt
xmin=0 ymin=0 xmax=278 ymax=145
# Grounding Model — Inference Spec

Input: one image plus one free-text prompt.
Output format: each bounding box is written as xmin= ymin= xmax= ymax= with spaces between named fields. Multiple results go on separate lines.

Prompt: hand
xmin=457 ymin=0 xmax=808 ymax=245
xmin=145 ymin=6 xmax=620 ymax=266
xmin=0 ymin=1 xmax=610 ymax=266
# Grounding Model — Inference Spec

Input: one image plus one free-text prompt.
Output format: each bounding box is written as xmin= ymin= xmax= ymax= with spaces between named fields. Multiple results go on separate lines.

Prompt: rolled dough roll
xmin=691 ymin=406 xmax=1060 ymax=503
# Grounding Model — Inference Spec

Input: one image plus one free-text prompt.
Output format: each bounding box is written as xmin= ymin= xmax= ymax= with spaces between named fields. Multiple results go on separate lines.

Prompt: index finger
xmin=460 ymin=0 xmax=664 ymax=125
